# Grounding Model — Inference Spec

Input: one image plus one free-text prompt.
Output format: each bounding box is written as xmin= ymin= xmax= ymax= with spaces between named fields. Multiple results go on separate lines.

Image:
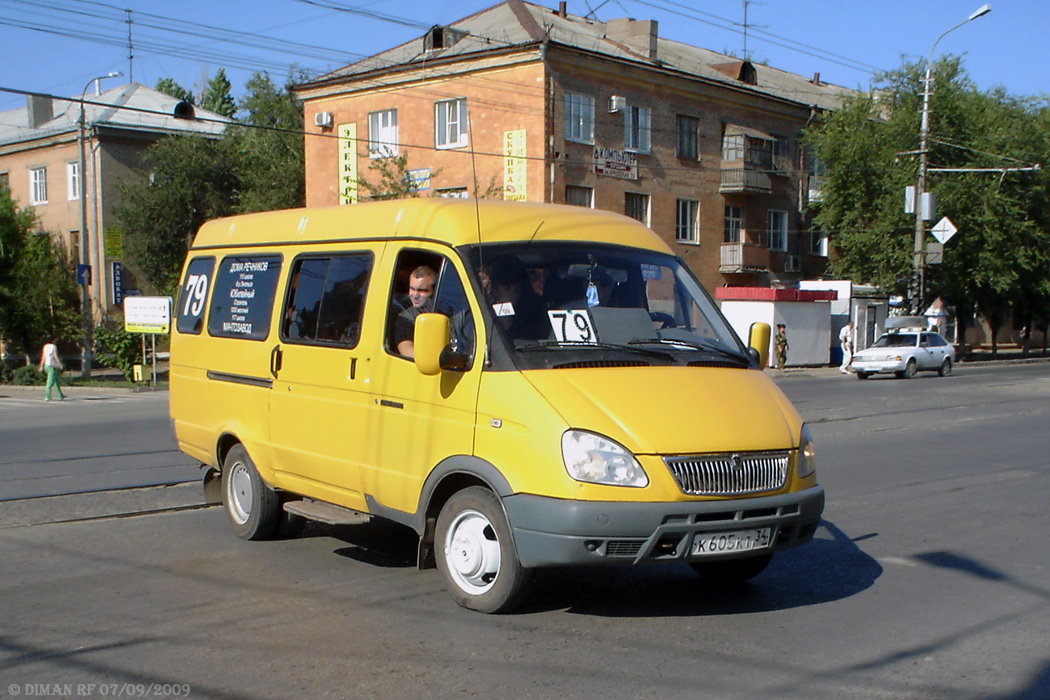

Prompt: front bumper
xmin=504 ymin=486 xmax=825 ymax=568
xmin=851 ymin=359 xmax=905 ymax=374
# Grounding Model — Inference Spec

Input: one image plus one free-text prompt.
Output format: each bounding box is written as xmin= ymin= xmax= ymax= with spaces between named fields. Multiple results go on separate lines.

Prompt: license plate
xmin=691 ymin=528 xmax=772 ymax=557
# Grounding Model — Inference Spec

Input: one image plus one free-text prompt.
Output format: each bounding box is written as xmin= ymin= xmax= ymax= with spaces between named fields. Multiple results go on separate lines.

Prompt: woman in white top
xmin=38 ymin=336 xmax=65 ymax=401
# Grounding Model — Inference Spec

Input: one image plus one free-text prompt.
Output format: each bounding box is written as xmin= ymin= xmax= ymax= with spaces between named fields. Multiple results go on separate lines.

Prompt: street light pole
xmin=911 ymin=4 xmax=991 ymax=315
xmin=77 ymin=71 xmax=122 ymax=377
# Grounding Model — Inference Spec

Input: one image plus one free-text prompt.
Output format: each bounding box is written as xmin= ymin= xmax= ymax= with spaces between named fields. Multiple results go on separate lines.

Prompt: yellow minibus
xmin=170 ymin=199 xmax=823 ymax=612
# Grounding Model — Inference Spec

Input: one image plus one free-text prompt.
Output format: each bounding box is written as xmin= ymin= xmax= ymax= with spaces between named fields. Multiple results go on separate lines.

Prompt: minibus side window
xmin=281 ymin=254 xmax=372 ymax=347
xmin=176 ymin=257 xmax=215 ymax=335
xmin=208 ymin=255 xmax=282 ymax=340
xmin=386 ymin=251 xmax=474 ymax=366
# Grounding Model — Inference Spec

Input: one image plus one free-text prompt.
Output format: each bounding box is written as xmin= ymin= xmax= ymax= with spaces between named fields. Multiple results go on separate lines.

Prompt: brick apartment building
xmin=294 ymin=0 xmax=849 ymax=292
xmin=0 ymin=83 xmax=228 ymax=320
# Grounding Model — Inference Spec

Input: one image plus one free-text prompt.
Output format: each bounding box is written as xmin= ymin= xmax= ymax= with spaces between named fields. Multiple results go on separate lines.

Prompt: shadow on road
xmin=522 ymin=519 xmax=882 ymax=616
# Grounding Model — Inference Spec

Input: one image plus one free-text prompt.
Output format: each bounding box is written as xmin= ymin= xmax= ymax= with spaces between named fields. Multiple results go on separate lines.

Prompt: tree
xmin=356 ymin=154 xmax=425 ymax=200
xmin=0 ymin=189 xmax=81 ymax=361
xmin=805 ymin=56 xmax=1050 ymax=351
xmin=227 ymin=71 xmax=306 ymax=212
xmin=200 ymin=68 xmax=236 ymax=118
xmin=154 ymin=78 xmax=194 ymax=104
xmin=115 ymin=135 xmax=239 ymax=297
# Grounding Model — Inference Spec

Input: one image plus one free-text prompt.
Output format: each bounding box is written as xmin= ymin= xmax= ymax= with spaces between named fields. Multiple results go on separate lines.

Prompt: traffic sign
xmin=932 ymin=217 xmax=957 ymax=244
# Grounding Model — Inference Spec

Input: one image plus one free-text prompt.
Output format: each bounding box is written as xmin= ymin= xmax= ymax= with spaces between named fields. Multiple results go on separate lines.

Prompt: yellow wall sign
xmin=338 ymin=123 xmax=358 ymax=205
xmin=104 ymin=227 xmax=123 ymax=260
xmin=503 ymin=129 xmax=527 ymax=201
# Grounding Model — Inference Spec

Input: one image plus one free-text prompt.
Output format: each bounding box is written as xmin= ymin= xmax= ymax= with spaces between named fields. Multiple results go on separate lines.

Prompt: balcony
xmin=719 ymin=242 xmax=770 ymax=273
xmin=718 ymin=167 xmax=771 ymax=194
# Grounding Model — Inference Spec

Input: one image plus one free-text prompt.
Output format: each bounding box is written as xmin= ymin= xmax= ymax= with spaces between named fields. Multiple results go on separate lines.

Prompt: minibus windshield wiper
xmin=515 ymin=340 xmax=675 ymax=362
xmin=628 ymin=338 xmax=749 ymax=365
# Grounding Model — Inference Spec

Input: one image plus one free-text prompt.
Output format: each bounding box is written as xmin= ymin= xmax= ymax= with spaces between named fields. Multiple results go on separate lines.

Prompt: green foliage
xmin=805 ymin=56 xmax=1050 ymax=335
xmin=200 ymin=69 xmax=237 ymax=118
xmin=228 ymin=72 xmax=306 ymax=212
xmin=117 ymin=71 xmax=306 ymax=294
xmin=0 ymin=189 xmax=81 ymax=357
xmin=93 ymin=321 xmax=142 ymax=381
xmin=154 ymin=78 xmax=194 ymax=104
xmin=10 ymin=364 xmax=44 ymax=386
xmin=115 ymin=135 xmax=239 ymax=294
xmin=357 ymin=154 xmax=425 ymax=201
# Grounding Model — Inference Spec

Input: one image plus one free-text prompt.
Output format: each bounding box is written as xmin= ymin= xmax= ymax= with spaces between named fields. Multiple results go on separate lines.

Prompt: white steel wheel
xmin=435 ymin=487 xmax=531 ymax=613
xmin=222 ymin=444 xmax=280 ymax=541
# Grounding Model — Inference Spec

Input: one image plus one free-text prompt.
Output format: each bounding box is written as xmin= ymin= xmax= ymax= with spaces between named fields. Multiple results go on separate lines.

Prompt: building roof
xmin=0 ymin=83 xmax=230 ymax=148
xmin=302 ymin=0 xmax=851 ymax=111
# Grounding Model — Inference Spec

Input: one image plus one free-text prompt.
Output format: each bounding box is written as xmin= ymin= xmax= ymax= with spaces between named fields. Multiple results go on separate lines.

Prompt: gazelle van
xmin=170 ymin=199 xmax=824 ymax=613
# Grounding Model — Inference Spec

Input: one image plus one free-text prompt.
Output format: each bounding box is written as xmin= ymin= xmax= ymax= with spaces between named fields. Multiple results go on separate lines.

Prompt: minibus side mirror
xmin=748 ymin=322 xmax=771 ymax=370
xmin=414 ymin=313 xmax=451 ymax=376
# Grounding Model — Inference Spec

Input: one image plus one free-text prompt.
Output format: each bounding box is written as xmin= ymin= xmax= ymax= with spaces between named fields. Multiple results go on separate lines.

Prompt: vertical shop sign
xmin=338 ymin=123 xmax=358 ymax=205
xmin=503 ymin=129 xmax=527 ymax=201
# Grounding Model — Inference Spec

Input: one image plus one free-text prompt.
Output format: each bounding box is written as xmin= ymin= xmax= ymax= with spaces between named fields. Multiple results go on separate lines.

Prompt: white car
xmin=851 ymin=318 xmax=955 ymax=380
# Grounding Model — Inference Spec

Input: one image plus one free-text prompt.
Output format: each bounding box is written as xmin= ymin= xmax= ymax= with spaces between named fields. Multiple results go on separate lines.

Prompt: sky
xmin=0 ymin=0 xmax=1045 ymax=113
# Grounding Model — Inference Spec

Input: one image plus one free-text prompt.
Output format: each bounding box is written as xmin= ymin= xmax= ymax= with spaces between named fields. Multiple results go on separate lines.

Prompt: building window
xmin=564 ymin=93 xmax=594 ymax=144
xmin=1 ymin=171 xmax=10 ymax=191
xmin=436 ymin=187 xmax=468 ymax=199
xmin=724 ymin=205 xmax=743 ymax=243
xmin=676 ymin=115 xmax=699 ymax=160
xmin=69 ymin=232 xmax=80 ymax=263
xmin=625 ymin=104 xmax=650 ymax=153
xmin=721 ymin=134 xmax=744 ymax=161
xmin=435 ymin=98 xmax=468 ymax=149
xmin=810 ymin=227 xmax=828 ymax=256
xmin=625 ymin=192 xmax=649 ymax=225
xmin=565 ymin=185 xmax=593 ymax=207
xmin=772 ymin=136 xmax=790 ymax=172
xmin=29 ymin=167 xmax=48 ymax=205
xmin=368 ymin=109 xmax=398 ymax=158
xmin=767 ymin=210 xmax=787 ymax=251
xmin=66 ymin=162 xmax=80 ymax=200
xmin=676 ymin=199 xmax=699 ymax=244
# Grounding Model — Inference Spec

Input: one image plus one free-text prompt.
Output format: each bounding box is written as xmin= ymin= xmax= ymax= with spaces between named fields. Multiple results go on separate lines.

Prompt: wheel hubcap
xmin=444 ymin=510 xmax=500 ymax=595
xmin=227 ymin=462 xmax=253 ymax=524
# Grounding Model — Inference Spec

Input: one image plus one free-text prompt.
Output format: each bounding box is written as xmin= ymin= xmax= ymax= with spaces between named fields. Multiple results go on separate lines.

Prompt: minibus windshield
xmin=462 ymin=242 xmax=749 ymax=368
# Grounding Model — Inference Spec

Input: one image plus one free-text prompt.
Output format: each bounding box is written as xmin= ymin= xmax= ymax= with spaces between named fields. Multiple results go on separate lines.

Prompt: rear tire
xmin=691 ymin=553 xmax=773 ymax=583
xmin=938 ymin=358 xmax=952 ymax=377
xmin=435 ymin=486 xmax=531 ymax=613
xmin=222 ymin=445 xmax=280 ymax=541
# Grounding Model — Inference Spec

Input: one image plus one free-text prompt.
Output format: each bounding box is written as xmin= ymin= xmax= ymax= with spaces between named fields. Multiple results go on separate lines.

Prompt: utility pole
xmin=77 ymin=71 xmax=122 ymax=377
xmin=910 ymin=4 xmax=991 ymax=315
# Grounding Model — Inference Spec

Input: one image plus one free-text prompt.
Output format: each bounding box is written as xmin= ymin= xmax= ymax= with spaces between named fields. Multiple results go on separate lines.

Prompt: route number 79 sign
xmin=548 ymin=309 xmax=596 ymax=343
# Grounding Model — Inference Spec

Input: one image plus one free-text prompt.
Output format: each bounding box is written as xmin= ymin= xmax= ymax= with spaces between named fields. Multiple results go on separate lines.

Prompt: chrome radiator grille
xmin=663 ymin=451 xmax=789 ymax=496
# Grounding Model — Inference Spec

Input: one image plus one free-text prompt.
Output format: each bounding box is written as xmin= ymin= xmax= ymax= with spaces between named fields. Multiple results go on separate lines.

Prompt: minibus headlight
xmin=561 ymin=430 xmax=648 ymax=488
xmin=797 ymin=425 xmax=816 ymax=479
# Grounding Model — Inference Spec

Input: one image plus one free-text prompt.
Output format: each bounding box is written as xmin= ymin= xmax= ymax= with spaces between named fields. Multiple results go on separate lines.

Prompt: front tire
xmin=222 ymin=444 xmax=281 ymax=541
xmin=855 ymin=371 xmax=869 ymax=380
xmin=900 ymin=359 xmax=917 ymax=379
xmin=690 ymin=553 xmax=773 ymax=583
xmin=435 ymin=487 xmax=531 ymax=613
xmin=938 ymin=358 xmax=952 ymax=377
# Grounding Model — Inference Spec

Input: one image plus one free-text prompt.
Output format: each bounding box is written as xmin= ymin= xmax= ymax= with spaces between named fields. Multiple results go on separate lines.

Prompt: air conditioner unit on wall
xmin=314 ymin=111 xmax=333 ymax=128
xmin=785 ymin=254 xmax=801 ymax=273
xmin=608 ymin=95 xmax=626 ymax=113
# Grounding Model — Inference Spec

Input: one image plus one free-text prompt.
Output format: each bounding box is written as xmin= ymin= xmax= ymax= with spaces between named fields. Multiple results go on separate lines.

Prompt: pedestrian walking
xmin=38 ymin=335 xmax=66 ymax=401
xmin=774 ymin=323 xmax=789 ymax=371
xmin=839 ymin=321 xmax=854 ymax=373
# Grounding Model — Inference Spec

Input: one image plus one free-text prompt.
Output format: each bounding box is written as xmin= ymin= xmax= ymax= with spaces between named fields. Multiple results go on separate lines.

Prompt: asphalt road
xmin=0 ymin=386 xmax=200 ymax=500
xmin=0 ymin=362 xmax=1048 ymax=700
